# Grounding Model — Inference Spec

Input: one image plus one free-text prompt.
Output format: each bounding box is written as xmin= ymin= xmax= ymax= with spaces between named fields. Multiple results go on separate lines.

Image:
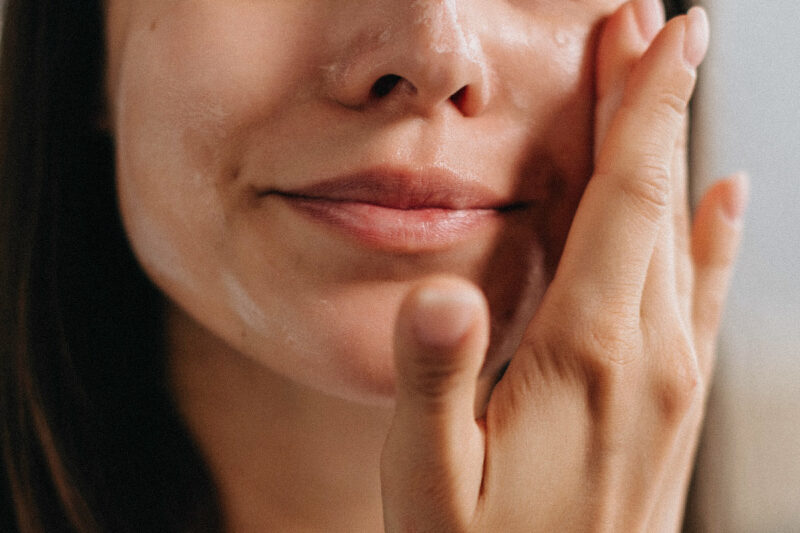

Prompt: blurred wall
xmin=690 ymin=1 xmax=800 ymax=531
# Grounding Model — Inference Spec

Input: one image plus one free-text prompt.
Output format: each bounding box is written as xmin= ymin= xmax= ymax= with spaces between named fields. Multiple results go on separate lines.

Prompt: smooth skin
xmin=105 ymin=0 xmax=746 ymax=530
xmin=382 ymin=3 xmax=746 ymax=532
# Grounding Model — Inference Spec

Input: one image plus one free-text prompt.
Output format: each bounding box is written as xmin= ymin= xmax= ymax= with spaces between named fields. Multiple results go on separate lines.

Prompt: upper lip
xmin=261 ymin=167 xmax=531 ymax=211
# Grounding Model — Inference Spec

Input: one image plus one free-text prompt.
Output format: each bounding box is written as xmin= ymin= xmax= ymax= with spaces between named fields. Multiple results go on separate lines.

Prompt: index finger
xmin=552 ymin=8 xmax=709 ymax=311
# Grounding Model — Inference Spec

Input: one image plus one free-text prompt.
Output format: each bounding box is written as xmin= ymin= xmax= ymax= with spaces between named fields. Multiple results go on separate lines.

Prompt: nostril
xmin=370 ymin=74 xmax=403 ymax=99
xmin=363 ymin=78 xmax=479 ymax=116
xmin=449 ymin=86 xmax=468 ymax=109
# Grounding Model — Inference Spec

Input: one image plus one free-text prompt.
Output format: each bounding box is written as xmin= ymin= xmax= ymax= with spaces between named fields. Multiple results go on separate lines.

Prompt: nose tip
xmin=370 ymin=75 xmax=476 ymax=115
xmin=363 ymin=68 xmax=484 ymax=118
xmin=324 ymin=4 xmax=491 ymax=117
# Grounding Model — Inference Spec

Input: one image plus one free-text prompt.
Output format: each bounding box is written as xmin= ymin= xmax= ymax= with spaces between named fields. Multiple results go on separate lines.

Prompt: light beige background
xmin=689 ymin=1 xmax=800 ymax=531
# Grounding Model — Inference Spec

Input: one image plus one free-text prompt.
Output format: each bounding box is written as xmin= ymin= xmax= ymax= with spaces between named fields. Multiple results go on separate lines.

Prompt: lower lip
xmin=281 ymin=196 xmax=501 ymax=251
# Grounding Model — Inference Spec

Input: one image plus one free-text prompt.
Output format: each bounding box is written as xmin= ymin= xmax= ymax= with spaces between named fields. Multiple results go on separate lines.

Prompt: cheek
xmin=113 ymin=1 xmax=329 ymax=179
xmin=111 ymin=3 xmax=315 ymax=349
xmin=110 ymin=2 xmax=408 ymax=403
xmin=112 ymin=1 xmax=322 ymax=292
xmin=500 ymin=16 xmax=597 ymax=156
xmin=486 ymin=11 xmax=600 ymax=267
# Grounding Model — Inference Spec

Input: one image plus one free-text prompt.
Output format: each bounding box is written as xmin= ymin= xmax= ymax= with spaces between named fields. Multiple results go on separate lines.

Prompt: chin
xmin=242 ymin=278 xmax=541 ymax=410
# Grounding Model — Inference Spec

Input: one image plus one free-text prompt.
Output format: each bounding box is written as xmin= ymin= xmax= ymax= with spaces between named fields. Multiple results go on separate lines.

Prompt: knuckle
xmin=652 ymin=342 xmax=703 ymax=422
xmin=515 ymin=308 xmax=635 ymax=397
xmin=541 ymin=292 xmax=643 ymax=372
xmin=618 ymin=162 xmax=671 ymax=219
xmin=578 ymin=307 xmax=642 ymax=369
xmin=654 ymin=88 xmax=689 ymax=122
xmin=630 ymin=66 xmax=694 ymax=127
xmin=585 ymin=326 xmax=640 ymax=370
xmin=407 ymin=356 xmax=462 ymax=402
xmin=516 ymin=327 xmax=573 ymax=386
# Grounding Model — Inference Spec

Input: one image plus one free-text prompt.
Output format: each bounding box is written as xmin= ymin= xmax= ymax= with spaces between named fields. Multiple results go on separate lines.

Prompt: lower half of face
xmin=108 ymin=0 xmax=622 ymax=405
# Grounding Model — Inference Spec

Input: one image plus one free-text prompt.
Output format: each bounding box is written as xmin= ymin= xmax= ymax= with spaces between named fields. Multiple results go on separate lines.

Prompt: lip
xmin=259 ymin=168 xmax=531 ymax=251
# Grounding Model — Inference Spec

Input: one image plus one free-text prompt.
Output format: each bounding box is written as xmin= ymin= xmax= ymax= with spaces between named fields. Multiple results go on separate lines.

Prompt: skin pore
xmin=104 ymin=1 xmax=741 ymax=531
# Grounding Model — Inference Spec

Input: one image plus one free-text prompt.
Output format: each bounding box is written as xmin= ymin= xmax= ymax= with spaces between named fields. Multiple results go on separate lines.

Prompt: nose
xmin=325 ymin=1 xmax=491 ymax=117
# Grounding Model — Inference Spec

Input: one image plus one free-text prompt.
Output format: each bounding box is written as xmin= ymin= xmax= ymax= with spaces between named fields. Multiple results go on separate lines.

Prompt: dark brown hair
xmin=0 ymin=1 xmax=686 ymax=531
xmin=0 ymin=1 xmax=219 ymax=531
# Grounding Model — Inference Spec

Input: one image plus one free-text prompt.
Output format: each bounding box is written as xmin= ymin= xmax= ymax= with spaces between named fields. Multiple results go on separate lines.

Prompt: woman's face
xmin=106 ymin=0 xmax=624 ymax=404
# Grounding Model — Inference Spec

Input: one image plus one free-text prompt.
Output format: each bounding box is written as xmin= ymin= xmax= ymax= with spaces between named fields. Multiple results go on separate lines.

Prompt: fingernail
xmin=722 ymin=172 xmax=750 ymax=222
xmin=684 ymin=7 xmax=710 ymax=68
xmin=633 ymin=0 xmax=665 ymax=42
xmin=412 ymin=287 xmax=480 ymax=348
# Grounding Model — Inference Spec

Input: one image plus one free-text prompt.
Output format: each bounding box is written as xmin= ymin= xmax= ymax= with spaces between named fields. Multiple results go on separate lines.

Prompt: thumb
xmin=381 ymin=276 xmax=489 ymax=532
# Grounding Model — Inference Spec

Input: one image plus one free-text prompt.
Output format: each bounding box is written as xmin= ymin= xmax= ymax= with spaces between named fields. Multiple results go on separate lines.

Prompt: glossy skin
xmin=105 ymin=0 xmax=745 ymax=530
xmin=105 ymin=0 xmax=619 ymax=404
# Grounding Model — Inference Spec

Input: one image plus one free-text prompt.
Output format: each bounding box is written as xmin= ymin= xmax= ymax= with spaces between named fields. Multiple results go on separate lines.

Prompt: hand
xmin=381 ymin=2 xmax=747 ymax=531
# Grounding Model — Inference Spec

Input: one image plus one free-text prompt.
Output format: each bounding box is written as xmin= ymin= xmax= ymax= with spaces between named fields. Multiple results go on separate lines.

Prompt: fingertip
xmin=719 ymin=172 xmax=750 ymax=223
xmin=595 ymin=0 xmax=662 ymax=156
xmin=696 ymin=172 xmax=750 ymax=226
xmin=633 ymin=0 xmax=665 ymax=42
xmin=691 ymin=173 xmax=748 ymax=269
xmin=395 ymin=277 xmax=489 ymax=401
xmin=683 ymin=6 xmax=710 ymax=69
xmin=411 ymin=283 xmax=485 ymax=349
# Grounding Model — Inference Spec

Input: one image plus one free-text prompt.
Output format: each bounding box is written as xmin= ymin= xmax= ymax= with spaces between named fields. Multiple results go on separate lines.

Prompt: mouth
xmin=259 ymin=168 xmax=533 ymax=252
